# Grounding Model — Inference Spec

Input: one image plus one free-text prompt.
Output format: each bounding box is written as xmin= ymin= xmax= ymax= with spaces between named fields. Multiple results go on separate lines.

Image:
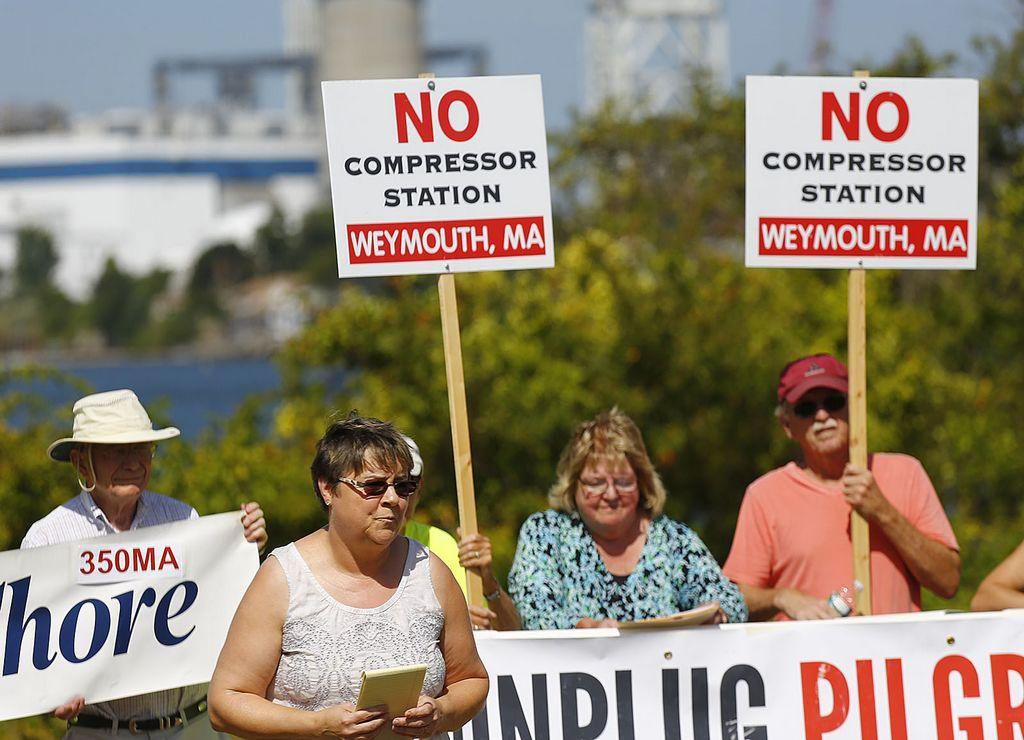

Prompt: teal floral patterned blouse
xmin=507 ymin=509 xmax=747 ymax=629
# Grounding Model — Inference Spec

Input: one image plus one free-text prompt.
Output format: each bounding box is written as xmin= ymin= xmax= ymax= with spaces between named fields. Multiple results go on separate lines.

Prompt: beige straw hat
xmin=47 ymin=389 xmax=180 ymax=462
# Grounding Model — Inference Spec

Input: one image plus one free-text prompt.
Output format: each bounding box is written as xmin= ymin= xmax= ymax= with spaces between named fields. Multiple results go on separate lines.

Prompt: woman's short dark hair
xmin=310 ymin=412 xmax=413 ymax=511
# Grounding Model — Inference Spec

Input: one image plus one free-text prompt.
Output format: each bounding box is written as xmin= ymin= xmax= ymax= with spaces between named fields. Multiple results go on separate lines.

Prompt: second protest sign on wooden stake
xmin=322 ymin=74 xmax=555 ymax=608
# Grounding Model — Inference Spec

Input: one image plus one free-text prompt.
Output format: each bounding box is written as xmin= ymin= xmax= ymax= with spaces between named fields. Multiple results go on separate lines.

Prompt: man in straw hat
xmin=22 ymin=388 xmax=268 ymax=736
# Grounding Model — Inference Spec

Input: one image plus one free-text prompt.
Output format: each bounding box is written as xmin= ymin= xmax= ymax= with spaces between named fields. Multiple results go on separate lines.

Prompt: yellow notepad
xmin=356 ymin=663 xmax=428 ymax=740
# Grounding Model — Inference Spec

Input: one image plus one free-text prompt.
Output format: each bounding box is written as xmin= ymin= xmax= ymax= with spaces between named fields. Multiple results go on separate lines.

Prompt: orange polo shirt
xmin=723 ymin=453 xmax=959 ymax=619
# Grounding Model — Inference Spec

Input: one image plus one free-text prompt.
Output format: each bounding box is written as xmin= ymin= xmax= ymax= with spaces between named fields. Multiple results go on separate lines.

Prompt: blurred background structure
xmin=586 ymin=0 xmax=729 ymax=112
xmin=0 ymin=0 xmax=1007 ymax=304
xmin=0 ymin=0 xmax=491 ymax=301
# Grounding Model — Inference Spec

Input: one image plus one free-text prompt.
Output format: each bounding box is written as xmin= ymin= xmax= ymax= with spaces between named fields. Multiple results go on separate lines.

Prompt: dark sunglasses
xmin=792 ymin=394 xmax=847 ymax=419
xmin=337 ymin=476 xmax=420 ymax=498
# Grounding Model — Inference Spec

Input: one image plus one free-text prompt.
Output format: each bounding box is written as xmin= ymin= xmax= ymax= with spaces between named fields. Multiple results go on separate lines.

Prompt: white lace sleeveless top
xmin=270 ymin=538 xmax=447 ymax=719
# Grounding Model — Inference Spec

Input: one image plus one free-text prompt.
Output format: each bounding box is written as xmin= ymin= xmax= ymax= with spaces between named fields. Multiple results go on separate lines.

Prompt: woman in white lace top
xmin=208 ymin=414 xmax=489 ymax=738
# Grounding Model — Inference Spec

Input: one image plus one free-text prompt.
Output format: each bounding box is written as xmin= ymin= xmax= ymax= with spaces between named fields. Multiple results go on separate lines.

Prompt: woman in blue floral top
xmin=508 ymin=408 xmax=747 ymax=629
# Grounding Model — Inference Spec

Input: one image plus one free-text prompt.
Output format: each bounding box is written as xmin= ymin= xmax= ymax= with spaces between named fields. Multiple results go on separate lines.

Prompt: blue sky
xmin=0 ymin=0 xmax=1014 ymax=130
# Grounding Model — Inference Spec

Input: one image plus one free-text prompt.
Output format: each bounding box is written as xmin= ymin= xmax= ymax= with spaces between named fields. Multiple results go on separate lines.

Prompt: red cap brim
xmin=783 ymin=376 xmax=849 ymax=404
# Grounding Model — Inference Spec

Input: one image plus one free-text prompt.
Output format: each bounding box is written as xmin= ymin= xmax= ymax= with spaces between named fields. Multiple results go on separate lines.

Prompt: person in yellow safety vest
xmin=403 ymin=436 xmax=521 ymax=630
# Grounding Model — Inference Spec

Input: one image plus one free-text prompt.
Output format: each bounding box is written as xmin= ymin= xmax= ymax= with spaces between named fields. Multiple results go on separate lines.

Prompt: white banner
xmin=322 ymin=75 xmax=555 ymax=278
xmin=745 ymin=75 xmax=978 ymax=270
xmin=460 ymin=611 xmax=1024 ymax=740
xmin=0 ymin=512 xmax=259 ymax=721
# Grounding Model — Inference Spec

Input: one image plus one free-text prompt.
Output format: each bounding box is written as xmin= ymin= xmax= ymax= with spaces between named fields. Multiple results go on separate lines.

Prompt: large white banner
xmin=461 ymin=611 xmax=1024 ymax=740
xmin=0 ymin=512 xmax=258 ymax=721
xmin=322 ymin=75 xmax=555 ymax=278
xmin=745 ymin=76 xmax=978 ymax=270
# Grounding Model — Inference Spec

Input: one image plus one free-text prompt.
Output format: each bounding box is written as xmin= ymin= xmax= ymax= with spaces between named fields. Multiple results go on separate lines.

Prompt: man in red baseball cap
xmin=723 ymin=353 xmax=960 ymax=620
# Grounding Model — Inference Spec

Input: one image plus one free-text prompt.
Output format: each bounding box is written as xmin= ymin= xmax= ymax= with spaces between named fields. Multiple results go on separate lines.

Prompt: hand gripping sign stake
xmin=848 ymin=70 xmax=872 ymax=616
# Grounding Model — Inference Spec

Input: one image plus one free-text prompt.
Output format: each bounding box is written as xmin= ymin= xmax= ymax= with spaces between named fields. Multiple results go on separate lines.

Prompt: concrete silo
xmin=285 ymin=0 xmax=424 ymax=188
xmin=285 ymin=0 xmax=424 ymax=107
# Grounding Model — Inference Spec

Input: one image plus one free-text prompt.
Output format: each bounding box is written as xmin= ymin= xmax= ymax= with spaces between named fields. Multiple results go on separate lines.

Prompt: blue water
xmin=13 ymin=357 xmax=280 ymax=438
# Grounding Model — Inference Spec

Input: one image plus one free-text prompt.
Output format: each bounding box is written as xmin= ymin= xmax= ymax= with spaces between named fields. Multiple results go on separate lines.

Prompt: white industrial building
xmin=0 ymin=0 xmax=729 ymax=300
xmin=0 ymin=123 xmax=321 ymax=298
xmin=0 ymin=0 xmax=431 ymax=300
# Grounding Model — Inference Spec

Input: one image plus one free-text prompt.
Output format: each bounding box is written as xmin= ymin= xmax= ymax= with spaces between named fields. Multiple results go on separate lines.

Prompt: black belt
xmin=69 ymin=699 xmax=207 ymax=734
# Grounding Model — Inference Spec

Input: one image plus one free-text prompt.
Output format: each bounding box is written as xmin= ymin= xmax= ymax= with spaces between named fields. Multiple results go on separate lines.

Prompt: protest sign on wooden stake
xmin=746 ymin=72 xmax=978 ymax=615
xmin=323 ymin=73 xmax=554 ymax=608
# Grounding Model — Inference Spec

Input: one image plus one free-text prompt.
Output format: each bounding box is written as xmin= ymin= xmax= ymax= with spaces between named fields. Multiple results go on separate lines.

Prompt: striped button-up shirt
xmin=21 ymin=489 xmax=208 ymax=722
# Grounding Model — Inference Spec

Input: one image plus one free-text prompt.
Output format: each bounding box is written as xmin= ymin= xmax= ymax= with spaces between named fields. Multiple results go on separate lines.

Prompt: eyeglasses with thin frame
xmin=578 ymin=475 xmax=639 ymax=499
xmin=336 ymin=476 xmax=420 ymax=499
xmin=91 ymin=443 xmax=156 ymax=463
xmin=792 ymin=394 xmax=847 ymax=419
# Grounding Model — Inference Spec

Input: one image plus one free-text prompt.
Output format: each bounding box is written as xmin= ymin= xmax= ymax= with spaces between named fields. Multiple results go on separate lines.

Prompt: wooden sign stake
xmin=421 ymin=67 xmax=484 ymax=609
xmin=849 ymin=70 xmax=873 ymax=616
xmin=438 ymin=272 xmax=485 ymax=608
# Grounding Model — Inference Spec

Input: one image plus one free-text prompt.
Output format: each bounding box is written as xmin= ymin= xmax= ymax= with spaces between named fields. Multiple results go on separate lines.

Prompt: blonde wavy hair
xmin=547 ymin=407 xmax=667 ymax=517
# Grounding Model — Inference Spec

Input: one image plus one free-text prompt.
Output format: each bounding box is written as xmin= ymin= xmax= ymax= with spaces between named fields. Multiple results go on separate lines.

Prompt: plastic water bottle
xmin=827 ymin=580 xmax=864 ymax=617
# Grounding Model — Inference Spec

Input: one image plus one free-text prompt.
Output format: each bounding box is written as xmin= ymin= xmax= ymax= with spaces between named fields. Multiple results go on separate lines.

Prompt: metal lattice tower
xmin=586 ymin=0 xmax=729 ymax=114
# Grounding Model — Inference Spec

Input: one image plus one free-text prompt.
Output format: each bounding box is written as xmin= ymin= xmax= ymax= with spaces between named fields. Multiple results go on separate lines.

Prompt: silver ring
xmin=471 ymin=551 xmax=479 ymax=559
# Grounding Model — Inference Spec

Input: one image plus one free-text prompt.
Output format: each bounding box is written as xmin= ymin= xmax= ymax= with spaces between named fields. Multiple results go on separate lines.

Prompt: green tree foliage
xmin=0 ymin=369 xmax=100 ymax=737
xmin=294 ymin=207 xmax=342 ymax=287
xmin=0 ymin=367 xmax=89 ymax=550
xmin=14 ymin=227 xmax=59 ymax=295
xmin=248 ymin=205 xmax=340 ymax=286
xmin=271 ymin=237 xmax=991 ymax=577
xmin=254 ymin=207 xmax=293 ymax=273
xmin=975 ymin=17 xmax=1024 ymax=200
xmin=853 ymin=35 xmax=957 ymax=78
xmin=555 ymin=77 xmax=745 ymax=252
xmin=2 ymin=212 xmax=343 ymax=352
xmin=0 ymin=227 xmax=81 ymax=346
xmin=89 ymin=258 xmax=171 ymax=347
xmin=185 ymin=241 xmax=256 ymax=318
